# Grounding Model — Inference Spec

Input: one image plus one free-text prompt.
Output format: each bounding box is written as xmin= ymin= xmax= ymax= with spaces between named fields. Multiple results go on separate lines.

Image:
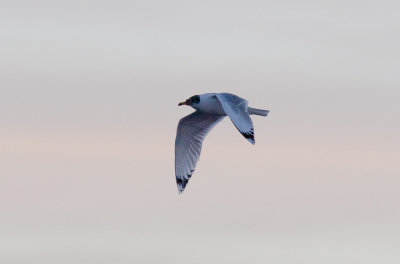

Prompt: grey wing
xmin=175 ymin=111 xmax=224 ymax=193
xmin=216 ymin=93 xmax=255 ymax=144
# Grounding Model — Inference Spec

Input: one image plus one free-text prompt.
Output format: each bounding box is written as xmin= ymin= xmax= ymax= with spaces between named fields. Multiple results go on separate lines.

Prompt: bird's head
xmin=178 ymin=95 xmax=200 ymax=107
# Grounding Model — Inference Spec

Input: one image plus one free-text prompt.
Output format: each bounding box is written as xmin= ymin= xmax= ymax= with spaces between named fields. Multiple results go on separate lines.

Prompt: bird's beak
xmin=178 ymin=101 xmax=187 ymax=106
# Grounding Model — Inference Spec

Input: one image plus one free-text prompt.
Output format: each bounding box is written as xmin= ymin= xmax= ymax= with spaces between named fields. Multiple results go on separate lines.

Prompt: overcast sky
xmin=1 ymin=1 xmax=399 ymax=263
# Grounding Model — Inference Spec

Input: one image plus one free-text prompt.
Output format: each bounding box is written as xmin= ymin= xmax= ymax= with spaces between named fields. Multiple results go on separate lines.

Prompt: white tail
xmin=248 ymin=107 xmax=269 ymax=116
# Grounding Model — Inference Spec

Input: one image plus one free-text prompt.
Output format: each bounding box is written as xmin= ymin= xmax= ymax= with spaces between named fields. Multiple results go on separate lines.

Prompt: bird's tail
xmin=248 ymin=107 xmax=269 ymax=116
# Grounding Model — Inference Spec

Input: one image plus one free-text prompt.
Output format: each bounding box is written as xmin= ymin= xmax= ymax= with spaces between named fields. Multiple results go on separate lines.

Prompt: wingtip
xmin=247 ymin=137 xmax=255 ymax=145
xmin=177 ymin=185 xmax=185 ymax=194
xmin=241 ymin=131 xmax=255 ymax=145
xmin=176 ymin=177 xmax=188 ymax=194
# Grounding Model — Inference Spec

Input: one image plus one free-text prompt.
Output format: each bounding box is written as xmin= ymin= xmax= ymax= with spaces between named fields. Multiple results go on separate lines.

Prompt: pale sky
xmin=1 ymin=1 xmax=399 ymax=263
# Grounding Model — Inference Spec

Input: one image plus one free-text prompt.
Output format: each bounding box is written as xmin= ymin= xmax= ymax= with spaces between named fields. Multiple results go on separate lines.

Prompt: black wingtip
xmin=176 ymin=172 xmax=193 ymax=194
xmin=176 ymin=178 xmax=188 ymax=194
xmin=241 ymin=130 xmax=255 ymax=144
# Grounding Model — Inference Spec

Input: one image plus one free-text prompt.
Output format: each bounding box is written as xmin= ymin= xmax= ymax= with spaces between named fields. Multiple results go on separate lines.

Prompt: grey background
xmin=1 ymin=1 xmax=399 ymax=263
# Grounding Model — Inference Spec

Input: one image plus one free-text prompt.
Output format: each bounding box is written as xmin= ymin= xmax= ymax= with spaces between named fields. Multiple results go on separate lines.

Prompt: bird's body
xmin=190 ymin=93 xmax=226 ymax=115
xmin=175 ymin=93 xmax=269 ymax=193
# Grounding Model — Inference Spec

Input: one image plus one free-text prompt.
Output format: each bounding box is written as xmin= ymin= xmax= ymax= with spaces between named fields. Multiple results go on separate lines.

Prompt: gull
xmin=175 ymin=93 xmax=269 ymax=193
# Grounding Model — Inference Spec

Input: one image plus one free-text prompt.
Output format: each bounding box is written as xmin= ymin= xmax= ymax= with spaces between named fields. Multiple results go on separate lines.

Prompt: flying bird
xmin=175 ymin=93 xmax=269 ymax=193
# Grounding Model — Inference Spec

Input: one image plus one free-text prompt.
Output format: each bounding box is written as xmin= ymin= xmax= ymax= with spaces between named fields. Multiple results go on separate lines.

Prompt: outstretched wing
xmin=175 ymin=111 xmax=224 ymax=193
xmin=216 ymin=93 xmax=255 ymax=144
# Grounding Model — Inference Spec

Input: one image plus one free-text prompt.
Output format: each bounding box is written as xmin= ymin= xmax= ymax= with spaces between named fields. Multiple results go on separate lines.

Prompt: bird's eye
xmin=191 ymin=95 xmax=200 ymax=104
